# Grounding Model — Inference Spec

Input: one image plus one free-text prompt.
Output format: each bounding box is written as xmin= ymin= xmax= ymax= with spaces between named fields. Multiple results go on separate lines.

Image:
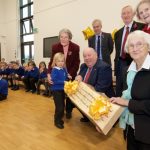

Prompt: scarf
xmin=119 ymin=70 xmax=137 ymax=129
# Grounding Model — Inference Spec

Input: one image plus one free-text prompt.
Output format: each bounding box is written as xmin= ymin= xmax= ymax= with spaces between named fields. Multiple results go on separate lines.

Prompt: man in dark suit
xmin=114 ymin=5 xmax=145 ymax=97
xmin=88 ymin=19 xmax=113 ymax=65
xmin=48 ymin=28 xmax=80 ymax=119
xmin=76 ymin=47 xmax=114 ymax=122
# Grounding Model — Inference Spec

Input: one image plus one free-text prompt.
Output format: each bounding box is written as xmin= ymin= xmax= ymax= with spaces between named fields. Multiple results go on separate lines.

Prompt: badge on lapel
xmin=68 ymin=51 xmax=72 ymax=56
xmin=133 ymin=23 xmax=137 ymax=29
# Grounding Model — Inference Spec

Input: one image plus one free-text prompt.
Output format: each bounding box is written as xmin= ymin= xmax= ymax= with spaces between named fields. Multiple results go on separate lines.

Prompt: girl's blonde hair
xmin=51 ymin=52 xmax=65 ymax=68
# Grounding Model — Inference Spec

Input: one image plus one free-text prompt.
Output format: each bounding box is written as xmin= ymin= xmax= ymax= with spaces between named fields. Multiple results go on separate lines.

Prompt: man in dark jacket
xmin=114 ymin=5 xmax=145 ymax=97
xmin=88 ymin=19 xmax=113 ymax=66
xmin=76 ymin=47 xmax=115 ymax=122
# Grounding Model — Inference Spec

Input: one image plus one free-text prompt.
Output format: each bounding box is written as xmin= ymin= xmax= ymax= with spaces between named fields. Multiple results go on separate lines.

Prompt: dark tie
xmin=84 ymin=68 xmax=92 ymax=83
xmin=121 ymin=26 xmax=129 ymax=59
xmin=97 ymin=35 xmax=101 ymax=58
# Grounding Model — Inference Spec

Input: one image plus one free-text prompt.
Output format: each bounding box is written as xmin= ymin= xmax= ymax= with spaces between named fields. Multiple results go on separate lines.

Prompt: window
xmin=21 ymin=18 xmax=33 ymax=34
xmin=20 ymin=0 xmax=34 ymax=64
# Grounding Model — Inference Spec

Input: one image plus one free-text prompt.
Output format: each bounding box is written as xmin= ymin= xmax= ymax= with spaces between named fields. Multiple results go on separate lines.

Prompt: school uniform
xmin=23 ymin=67 xmax=39 ymax=93
xmin=51 ymin=67 xmax=68 ymax=128
xmin=0 ymin=77 xmax=8 ymax=100
xmin=37 ymin=69 xmax=49 ymax=95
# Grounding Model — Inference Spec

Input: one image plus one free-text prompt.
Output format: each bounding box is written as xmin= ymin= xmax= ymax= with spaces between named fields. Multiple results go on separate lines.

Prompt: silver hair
xmin=122 ymin=5 xmax=133 ymax=12
xmin=125 ymin=30 xmax=150 ymax=53
xmin=92 ymin=19 xmax=102 ymax=27
xmin=83 ymin=47 xmax=98 ymax=59
xmin=59 ymin=28 xmax=72 ymax=40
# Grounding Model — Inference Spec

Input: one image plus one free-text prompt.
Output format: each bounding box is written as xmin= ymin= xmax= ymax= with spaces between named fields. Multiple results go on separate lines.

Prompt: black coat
xmin=79 ymin=60 xmax=114 ymax=98
xmin=114 ymin=21 xmax=145 ymax=75
xmin=128 ymin=68 xmax=150 ymax=144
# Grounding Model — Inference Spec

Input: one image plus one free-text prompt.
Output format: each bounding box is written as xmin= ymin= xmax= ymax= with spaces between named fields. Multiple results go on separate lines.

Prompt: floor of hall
xmin=0 ymin=88 xmax=126 ymax=150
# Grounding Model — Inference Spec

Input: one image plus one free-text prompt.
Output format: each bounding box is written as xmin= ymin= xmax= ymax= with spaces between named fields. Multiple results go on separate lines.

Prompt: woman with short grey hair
xmin=48 ymin=28 xmax=80 ymax=123
xmin=111 ymin=30 xmax=150 ymax=150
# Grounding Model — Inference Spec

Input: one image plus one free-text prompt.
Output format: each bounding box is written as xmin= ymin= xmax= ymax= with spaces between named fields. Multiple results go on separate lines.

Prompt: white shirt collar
xmin=125 ymin=21 xmax=133 ymax=29
xmin=128 ymin=54 xmax=150 ymax=72
xmin=96 ymin=32 xmax=102 ymax=37
xmin=54 ymin=66 xmax=63 ymax=70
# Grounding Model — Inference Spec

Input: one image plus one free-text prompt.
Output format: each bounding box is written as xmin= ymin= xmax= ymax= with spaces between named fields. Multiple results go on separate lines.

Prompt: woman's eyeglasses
xmin=128 ymin=42 xmax=146 ymax=50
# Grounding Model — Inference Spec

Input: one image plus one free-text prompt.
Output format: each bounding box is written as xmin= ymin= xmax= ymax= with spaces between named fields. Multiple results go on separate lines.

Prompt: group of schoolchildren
xmin=0 ymin=53 xmax=70 ymax=129
xmin=0 ymin=59 xmax=50 ymax=99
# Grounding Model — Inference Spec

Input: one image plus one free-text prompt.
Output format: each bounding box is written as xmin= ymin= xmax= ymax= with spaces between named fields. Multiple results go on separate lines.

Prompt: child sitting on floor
xmin=0 ymin=72 xmax=8 ymax=101
xmin=36 ymin=61 xmax=49 ymax=96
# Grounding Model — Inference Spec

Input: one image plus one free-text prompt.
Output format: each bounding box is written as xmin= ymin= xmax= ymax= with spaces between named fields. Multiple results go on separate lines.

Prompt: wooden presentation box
xmin=67 ymin=82 xmax=124 ymax=135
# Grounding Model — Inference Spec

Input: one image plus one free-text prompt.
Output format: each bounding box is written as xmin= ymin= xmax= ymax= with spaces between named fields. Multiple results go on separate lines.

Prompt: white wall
xmin=0 ymin=0 xmax=18 ymax=62
xmin=0 ymin=0 xmax=6 ymax=60
xmin=34 ymin=0 xmax=140 ymax=66
xmin=0 ymin=0 xmax=5 ymax=35
xmin=1 ymin=0 xmax=140 ymax=65
xmin=4 ymin=0 xmax=19 ymax=62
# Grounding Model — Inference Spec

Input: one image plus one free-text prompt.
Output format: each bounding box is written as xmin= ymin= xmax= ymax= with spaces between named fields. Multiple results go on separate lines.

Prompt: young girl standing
xmin=51 ymin=53 xmax=71 ymax=129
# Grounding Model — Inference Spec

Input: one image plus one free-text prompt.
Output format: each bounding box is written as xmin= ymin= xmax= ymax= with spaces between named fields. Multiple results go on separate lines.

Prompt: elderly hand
xmin=75 ymin=75 xmax=83 ymax=82
xmin=67 ymin=74 xmax=72 ymax=80
xmin=110 ymin=97 xmax=129 ymax=107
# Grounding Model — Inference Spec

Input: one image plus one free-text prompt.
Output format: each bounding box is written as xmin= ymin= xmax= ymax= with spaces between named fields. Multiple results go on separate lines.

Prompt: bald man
xmin=76 ymin=47 xmax=115 ymax=122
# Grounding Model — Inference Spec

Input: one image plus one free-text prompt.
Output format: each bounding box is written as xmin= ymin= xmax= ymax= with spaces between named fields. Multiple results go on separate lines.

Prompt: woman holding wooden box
xmin=110 ymin=30 xmax=150 ymax=150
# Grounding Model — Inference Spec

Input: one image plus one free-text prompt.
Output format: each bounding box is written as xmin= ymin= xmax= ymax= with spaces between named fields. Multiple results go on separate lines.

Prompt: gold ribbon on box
xmin=82 ymin=27 xmax=95 ymax=40
xmin=89 ymin=96 xmax=111 ymax=120
xmin=111 ymin=28 xmax=118 ymax=41
xmin=64 ymin=81 xmax=79 ymax=95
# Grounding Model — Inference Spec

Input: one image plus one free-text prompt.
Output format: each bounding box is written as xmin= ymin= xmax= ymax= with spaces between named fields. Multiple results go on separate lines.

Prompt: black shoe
xmin=54 ymin=120 xmax=64 ymax=125
xmin=11 ymin=86 xmax=16 ymax=90
xmin=14 ymin=86 xmax=19 ymax=91
xmin=26 ymin=89 xmax=30 ymax=92
xmin=43 ymin=92 xmax=48 ymax=96
xmin=31 ymin=90 xmax=36 ymax=94
xmin=55 ymin=123 xmax=64 ymax=129
xmin=80 ymin=117 xmax=90 ymax=122
xmin=60 ymin=120 xmax=64 ymax=125
xmin=66 ymin=113 xmax=72 ymax=119
xmin=9 ymin=85 xmax=13 ymax=88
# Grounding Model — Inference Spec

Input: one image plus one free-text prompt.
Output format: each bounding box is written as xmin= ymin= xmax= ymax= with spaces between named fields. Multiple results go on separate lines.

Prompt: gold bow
xmin=64 ymin=81 xmax=79 ymax=95
xmin=89 ymin=96 xmax=111 ymax=120
xmin=111 ymin=29 xmax=118 ymax=41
